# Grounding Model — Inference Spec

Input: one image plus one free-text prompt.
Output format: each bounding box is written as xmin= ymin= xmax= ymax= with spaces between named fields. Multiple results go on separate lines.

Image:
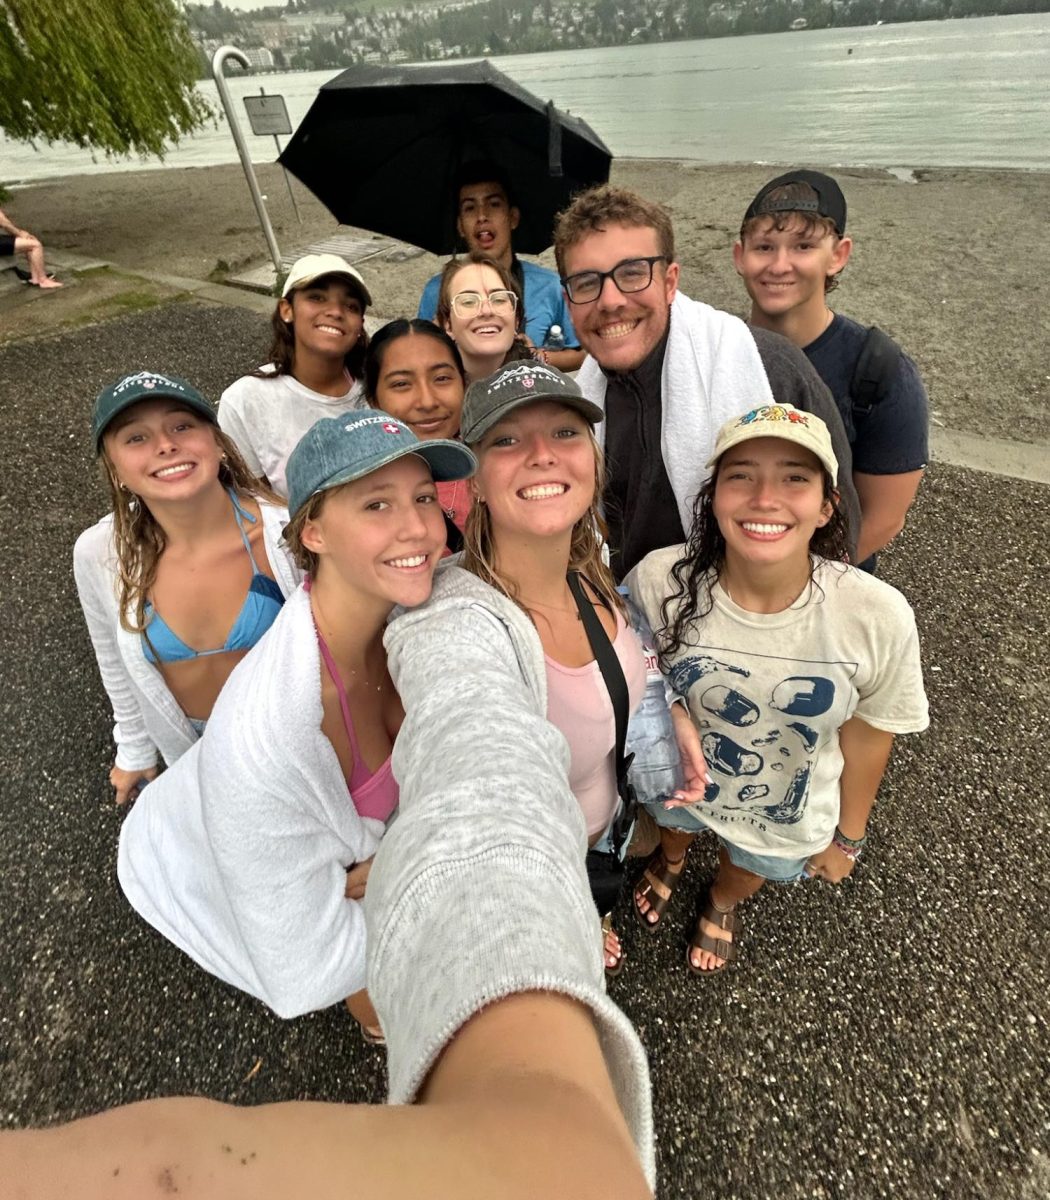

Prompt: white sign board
xmin=244 ymin=94 xmax=293 ymax=137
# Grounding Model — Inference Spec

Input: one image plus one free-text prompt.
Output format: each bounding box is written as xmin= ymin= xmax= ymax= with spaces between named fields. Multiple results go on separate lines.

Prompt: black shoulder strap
xmin=850 ymin=325 xmax=902 ymax=415
xmin=566 ymin=572 xmax=633 ymax=804
xmin=442 ymin=512 xmax=464 ymax=555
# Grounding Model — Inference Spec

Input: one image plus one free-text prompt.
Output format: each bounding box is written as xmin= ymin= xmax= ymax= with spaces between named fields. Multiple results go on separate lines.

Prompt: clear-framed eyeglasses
xmin=450 ymin=289 xmax=518 ymax=318
xmin=560 ymin=256 xmax=668 ymax=305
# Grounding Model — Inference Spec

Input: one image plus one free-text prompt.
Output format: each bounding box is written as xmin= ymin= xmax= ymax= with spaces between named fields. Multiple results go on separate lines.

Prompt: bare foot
xmin=604 ymin=924 xmax=624 ymax=974
xmin=32 ymin=277 xmax=63 ymax=289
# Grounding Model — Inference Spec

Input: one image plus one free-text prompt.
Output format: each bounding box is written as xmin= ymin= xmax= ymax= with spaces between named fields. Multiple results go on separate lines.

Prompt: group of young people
xmin=5 ymin=166 xmax=930 ymax=1195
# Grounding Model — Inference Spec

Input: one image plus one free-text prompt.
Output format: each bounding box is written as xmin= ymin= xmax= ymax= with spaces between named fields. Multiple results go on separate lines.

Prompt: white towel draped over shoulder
xmin=577 ymin=291 xmax=774 ymax=530
xmin=118 ymin=586 xmax=383 ymax=1018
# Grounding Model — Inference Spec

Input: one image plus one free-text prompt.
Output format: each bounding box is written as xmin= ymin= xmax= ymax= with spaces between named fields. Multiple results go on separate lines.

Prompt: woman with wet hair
xmin=74 ymin=371 xmax=300 ymax=805
xmin=219 ymin=253 xmax=372 ymax=498
xmin=434 ymin=252 xmax=531 ymax=382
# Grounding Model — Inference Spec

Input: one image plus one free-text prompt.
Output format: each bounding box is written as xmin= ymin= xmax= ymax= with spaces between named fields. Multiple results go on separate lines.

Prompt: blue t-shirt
xmin=804 ymin=313 xmax=928 ymax=475
xmin=417 ymin=258 xmax=579 ymax=350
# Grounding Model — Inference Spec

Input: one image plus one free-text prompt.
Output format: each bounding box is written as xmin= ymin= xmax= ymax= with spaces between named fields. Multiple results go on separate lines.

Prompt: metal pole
xmin=256 ymin=86 xmax=302 ymax=224
xmin=211 ymin=46 xmax=282 ymax=274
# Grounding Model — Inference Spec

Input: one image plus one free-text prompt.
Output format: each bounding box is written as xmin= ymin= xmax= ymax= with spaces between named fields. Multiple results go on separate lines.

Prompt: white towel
xmin=577 ymin=291 xmax=773 ymax=529
xmin=118 ymin=585 xmax=383 ymax=1018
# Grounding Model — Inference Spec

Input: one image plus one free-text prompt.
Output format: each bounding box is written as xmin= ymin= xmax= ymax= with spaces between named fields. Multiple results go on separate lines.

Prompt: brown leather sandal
xmin=633 ymin=847 xmax=687 ymax=933
xmin=686 ymin=892 xmax=740 ymax=975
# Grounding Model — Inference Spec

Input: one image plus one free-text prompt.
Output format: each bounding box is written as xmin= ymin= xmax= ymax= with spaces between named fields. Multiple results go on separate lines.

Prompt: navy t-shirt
xmin=804 ymin=313 xmax=928 ymax=475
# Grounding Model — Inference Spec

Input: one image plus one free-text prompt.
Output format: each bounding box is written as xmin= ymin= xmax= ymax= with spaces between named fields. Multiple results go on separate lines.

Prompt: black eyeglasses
xmin=560 ymin=256 xmax=668 ymax=305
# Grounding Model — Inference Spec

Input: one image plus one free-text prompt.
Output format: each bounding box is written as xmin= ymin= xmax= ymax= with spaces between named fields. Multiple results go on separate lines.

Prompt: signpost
xmin=244 ymin=91 xmax=302 ymax=225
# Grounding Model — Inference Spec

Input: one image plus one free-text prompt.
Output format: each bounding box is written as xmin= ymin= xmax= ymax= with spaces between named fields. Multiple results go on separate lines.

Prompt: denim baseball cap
xmin=286 ymin=412 xmax=477 ymax=519
xmin=460 ymin=361 xmax=604 ymax=445
xmin=744 ymin=170 xmax=847 ymax=237
xmin=707 ymin=403 xmax=839 ymax=485
xmin=93 ymin=371 xmax=216 ymax=451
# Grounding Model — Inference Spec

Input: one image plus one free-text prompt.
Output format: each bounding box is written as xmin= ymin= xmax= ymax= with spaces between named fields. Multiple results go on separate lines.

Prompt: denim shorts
xmin=645 ymin=800 xmax=810 ymax=884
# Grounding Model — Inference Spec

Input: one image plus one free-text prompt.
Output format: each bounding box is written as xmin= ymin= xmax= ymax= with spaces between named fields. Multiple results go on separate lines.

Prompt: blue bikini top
xmin=143 ymin=489 xmax=284 ymax=666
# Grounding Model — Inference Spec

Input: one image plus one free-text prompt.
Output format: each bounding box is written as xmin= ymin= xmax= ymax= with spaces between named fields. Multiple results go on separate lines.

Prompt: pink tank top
xmin=544 ymin=608 xmax=646 ymax=838
xmin=311 ymin=609 xmax=399 ymax=823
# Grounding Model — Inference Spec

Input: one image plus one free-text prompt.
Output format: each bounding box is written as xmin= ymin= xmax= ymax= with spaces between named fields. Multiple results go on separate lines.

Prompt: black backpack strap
xmin=567 ymin=572 xmax=636 ymax=852
xmin=850 ymin=325 xmax=902 ymax=416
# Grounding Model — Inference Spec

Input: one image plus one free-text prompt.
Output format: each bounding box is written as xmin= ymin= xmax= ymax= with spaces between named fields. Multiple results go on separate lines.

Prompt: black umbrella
xmin=278 ymin=59 xmax=613 ymax=255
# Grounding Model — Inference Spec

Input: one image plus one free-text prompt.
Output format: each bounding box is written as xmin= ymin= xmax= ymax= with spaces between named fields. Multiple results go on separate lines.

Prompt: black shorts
xmin=0 ymin=234 xmax=15 ymax=256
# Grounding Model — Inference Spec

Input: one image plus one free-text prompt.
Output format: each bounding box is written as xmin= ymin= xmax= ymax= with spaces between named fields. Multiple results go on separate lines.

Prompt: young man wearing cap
xmin=553 ymin=184 xmax=860 ymax=580
xmin=219 ymin=253 xmax=371 ymax=498
xmin=417 ymin=162 xmax=585 ymax=372
xmin=735 ymin=170 xmax=929 ymax=569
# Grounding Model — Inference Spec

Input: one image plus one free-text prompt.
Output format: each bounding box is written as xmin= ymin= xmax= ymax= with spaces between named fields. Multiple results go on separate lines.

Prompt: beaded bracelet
xmin=832 ymin=826 xmax=867 ymax=861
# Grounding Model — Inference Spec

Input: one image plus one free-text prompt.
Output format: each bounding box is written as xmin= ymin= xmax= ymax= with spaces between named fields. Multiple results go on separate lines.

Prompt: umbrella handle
xmin=546 ymin=100 xmax=563 ymax=178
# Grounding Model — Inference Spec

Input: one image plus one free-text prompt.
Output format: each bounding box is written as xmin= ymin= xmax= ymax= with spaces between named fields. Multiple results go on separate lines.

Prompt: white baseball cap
xmin=707 ymin=403 xmax=839 ymax=485
xmin=282 ymin=253 xmax=372 ymax=306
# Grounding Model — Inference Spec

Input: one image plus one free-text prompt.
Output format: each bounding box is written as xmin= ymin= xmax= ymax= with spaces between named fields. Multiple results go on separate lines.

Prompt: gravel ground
xmin=0 ymin=303 xmax=1047 ymax=1198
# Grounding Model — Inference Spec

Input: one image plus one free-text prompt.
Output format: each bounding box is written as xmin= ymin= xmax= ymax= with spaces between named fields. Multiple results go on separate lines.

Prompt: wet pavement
xmin=0 ymin=303 xmax=1046 ymax=1198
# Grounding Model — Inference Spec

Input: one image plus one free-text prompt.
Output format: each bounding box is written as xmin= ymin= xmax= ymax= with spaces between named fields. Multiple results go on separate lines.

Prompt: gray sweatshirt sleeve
xmin=750 ymin=326 xmax=861 ymax=558
xmin=372 ymin=596 xmax=655 ymax=1187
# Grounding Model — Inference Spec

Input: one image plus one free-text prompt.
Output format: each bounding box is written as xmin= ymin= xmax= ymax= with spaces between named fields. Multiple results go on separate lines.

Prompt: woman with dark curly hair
xmin=628 ymin=404 xmax=928 ymax=975
xmin=219 ymin=254 xmax=371 ymax=498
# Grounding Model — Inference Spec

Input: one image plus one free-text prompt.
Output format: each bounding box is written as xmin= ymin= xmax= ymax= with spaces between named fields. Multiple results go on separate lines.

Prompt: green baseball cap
xmin=93 ymin=371 xmax=216 ymax=452
xmin=286 ymin=412 xmax=477 ymax=519
xmin=460 ymin=362 xmax=604 ymax=445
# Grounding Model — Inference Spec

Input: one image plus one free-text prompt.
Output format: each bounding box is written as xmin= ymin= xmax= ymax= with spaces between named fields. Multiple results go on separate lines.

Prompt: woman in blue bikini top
xmin=73 ymin=371 xmax=302 ymax=805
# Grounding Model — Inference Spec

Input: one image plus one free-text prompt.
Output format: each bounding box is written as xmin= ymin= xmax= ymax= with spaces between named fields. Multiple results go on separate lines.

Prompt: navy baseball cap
xmin=744 ymin=170 xmax=847 ymax=237
xmin=460 ymin=361 xmax=604 ymax=445
xmin=286 ymin=412 xmax=477 ymax=519
xmin=93 ymin=371 xmax=216 ymax=451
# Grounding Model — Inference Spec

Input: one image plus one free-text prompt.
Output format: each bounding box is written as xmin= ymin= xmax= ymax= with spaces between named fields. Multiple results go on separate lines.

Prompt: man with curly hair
xmin=554 ymin=184 xmax=858 ymax=580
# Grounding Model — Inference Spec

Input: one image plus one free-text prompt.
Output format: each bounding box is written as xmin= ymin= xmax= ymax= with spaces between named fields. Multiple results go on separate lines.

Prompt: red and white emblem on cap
xmin=522 ymin=375 xmax=535 ymax=389
xmin=143 ymin=379 xmax=156 ymax=389
xmin=382 ymin=422 xmax=400 ymax=434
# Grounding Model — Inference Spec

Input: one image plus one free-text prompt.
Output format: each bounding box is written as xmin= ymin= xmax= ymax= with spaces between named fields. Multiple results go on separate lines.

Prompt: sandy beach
xmin=9 ymin=158 xmax=1050 ymax=446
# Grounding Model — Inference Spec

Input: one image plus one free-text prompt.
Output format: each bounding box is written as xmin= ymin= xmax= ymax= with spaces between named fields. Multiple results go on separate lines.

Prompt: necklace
xmin=518 ymin=588 xmax=582 ymax=621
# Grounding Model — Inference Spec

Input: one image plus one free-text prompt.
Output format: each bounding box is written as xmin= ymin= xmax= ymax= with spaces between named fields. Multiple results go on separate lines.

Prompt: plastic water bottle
xmin=619 ymin=588 xmax=685 ymax=805
xmin=545 ymin=323 xmax=566 ymax=351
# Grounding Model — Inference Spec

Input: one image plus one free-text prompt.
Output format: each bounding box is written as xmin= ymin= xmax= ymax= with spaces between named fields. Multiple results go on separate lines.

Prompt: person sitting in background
xmin=364 ymin=318 xmax=472 ymax=545
xmin=0 ymin=205 xmax=62 ymax=288
xmin=74 ymin=371 xmax=299 ymax=805
xmin=116 ymin=414 xmax=475 ymax=1040
xmin=435 ymin=253 xmax=532 ymax=383
xmin=552 ymin=184 xmax=861 ymax=581
xmin=219 ymin=253 xmax=371 ymax=498
xmin=734 ymin=170 xmax=928 ymax=571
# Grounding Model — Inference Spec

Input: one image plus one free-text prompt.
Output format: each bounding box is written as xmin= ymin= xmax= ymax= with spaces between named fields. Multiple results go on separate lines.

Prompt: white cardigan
xmin=73 ymin=500 xmax=301 ymax=772
xmin=118 ymin=585 xmax=384 ymax=1017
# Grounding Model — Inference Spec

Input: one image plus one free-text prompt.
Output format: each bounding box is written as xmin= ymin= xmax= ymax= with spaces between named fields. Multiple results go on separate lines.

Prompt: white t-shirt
xmin=218 ymin=366 xmax=366 ymax=499
xmin=629 ymin=550 xmax=929 ymax=859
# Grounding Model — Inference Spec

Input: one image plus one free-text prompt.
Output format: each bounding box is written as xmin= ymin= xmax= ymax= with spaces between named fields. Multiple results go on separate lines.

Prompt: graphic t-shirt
xmin=629 ymin=549 xmax=929 ymax=859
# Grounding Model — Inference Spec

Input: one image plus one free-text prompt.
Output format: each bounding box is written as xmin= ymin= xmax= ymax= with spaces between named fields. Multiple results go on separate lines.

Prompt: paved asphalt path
xmin=0 ymin=303 xmax=1047 ymax=1199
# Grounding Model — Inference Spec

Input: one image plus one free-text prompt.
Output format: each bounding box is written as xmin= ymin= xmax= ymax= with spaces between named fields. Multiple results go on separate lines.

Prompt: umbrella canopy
xmin=278 ymin=59 xmax=612 ymax=256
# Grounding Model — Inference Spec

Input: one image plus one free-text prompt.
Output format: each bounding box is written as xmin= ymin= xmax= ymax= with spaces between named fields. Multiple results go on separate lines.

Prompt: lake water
xmin=3 ymin=12 xmax=1048 ymax=185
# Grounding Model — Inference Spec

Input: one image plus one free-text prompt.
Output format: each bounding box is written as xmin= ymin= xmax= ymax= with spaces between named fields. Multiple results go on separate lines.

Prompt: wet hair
xmin=282 ymin=488 xmax=331 ymax=577
xmin=454 ymin=160 xmax=516 ymax=209
xmin=462 ymin=418 xmax=622 ymax=623
xmin=363 ymin=319 xmax=466 ymax=406
xmin=554 ymin=184 xmax=675 ymax=277
xmin=656 ymin=456 xmax=851 ymax=664
xmin=100 ymin=424 xmax=281 ymax=637
xmin=739 ymin=182 xmax=845 ymax=294
xmin=434 ymin=253 xmax=526 ymax=338
xmin=257 ymin=273 xmax=370 ymax=381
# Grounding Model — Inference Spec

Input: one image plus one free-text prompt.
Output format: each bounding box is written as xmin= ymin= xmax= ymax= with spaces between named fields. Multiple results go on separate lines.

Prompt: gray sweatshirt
xmin=373 ymin=563 xmax=655 ymax=1187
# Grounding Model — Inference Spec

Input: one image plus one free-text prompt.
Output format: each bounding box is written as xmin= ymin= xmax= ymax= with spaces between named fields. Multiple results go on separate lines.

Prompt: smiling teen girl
xmin=219 ymin=254 xmax=371 ymax=498
xmin=628 ymin=404 xmax=928 ymax=974
xmin=365 ymin=319 xmax=472 ymax=542
xmin=385 ymin=362 xmax=706 ymax=977
xmin=73 ymin=372 xmax=300 ymax=805
xmin=434 ymin=253 xmax=531 ymax=383
xmin=117 ymin=413 xmax=476 ymax=1031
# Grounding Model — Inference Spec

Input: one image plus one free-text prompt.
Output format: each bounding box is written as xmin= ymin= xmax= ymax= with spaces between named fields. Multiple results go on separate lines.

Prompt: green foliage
xmin=0 ymin=0 xmax=211 ymax=157
xmin=0 ymin=182 xmax=11 ymax=205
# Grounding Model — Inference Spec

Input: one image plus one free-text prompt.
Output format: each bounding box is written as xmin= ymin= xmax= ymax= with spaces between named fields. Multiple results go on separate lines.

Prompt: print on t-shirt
xmin=672 ymin=645 xmax=858 ymax=836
